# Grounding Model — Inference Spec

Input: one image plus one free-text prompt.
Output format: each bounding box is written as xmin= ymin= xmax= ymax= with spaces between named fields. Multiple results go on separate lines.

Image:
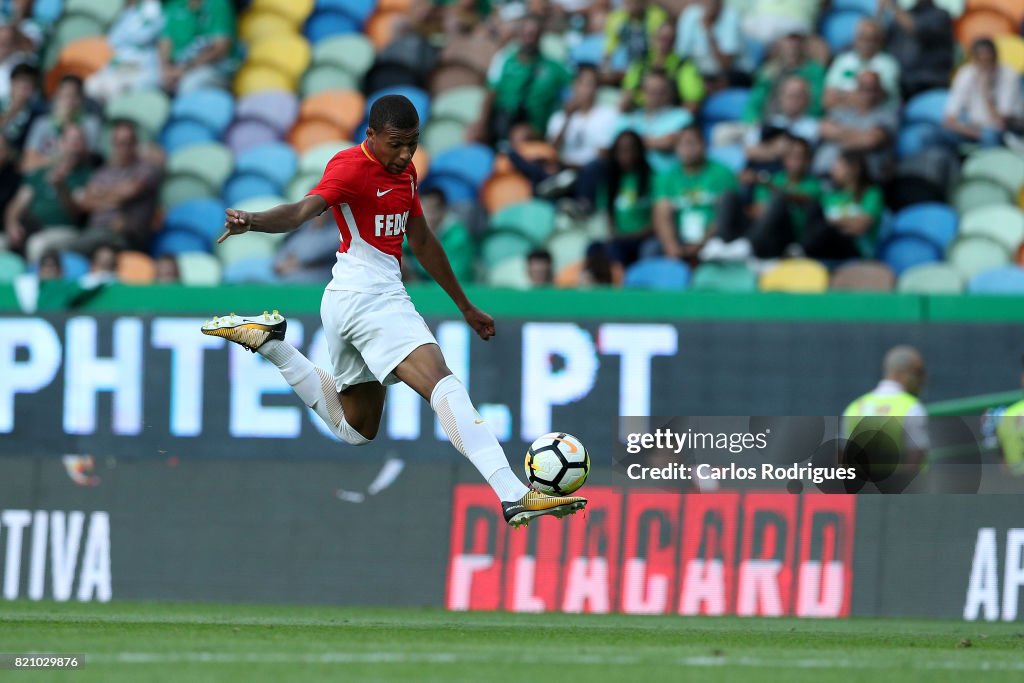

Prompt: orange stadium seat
xmin=491 ymin=154 xmax=514 ymax=176
xmin=955 ymin=9 xmax=1017 ymax=50
xmin=117 ymin=251 xmax=157 ymax=284
xmin=967 ymin=0 xmax=1024 ymax=29
xmin=412 ymin=146 xmax=430 ymax=178
xmin=481 ymin=172 xmax=533 ymax=214
xmin=366 ymin=10 xmax=403 ymax=50
xmin=289 ymin=119 xmax=347 ymax=154
xmin=379 ymin=0 xmax=413 ymax=11
xmin=299 ymin=90 xmax=366 ymax=139
xmin=46 ymin=36 xmax=112 ymax=95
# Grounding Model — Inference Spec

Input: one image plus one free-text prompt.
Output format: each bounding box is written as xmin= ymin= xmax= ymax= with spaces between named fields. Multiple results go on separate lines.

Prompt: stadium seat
xmin=303 ymin=9 xmax=363 ymax=44
xmin=320 ymin=0 xmax=376 ymax=24
xmin=902 ymin=89 xmax=949 ymax=127
xmin=286 ymin=172 xmax=321 ymax=202
xmin=962 ymin=148 xmax=1024 ymax=194
xmin=758 ymin=258 xmax=829 ymax=293
xmin=569 ymin=34 xmax=605 ymax=68
xmin=215 ymin=231 xmax=278 ymax=266
xmin=820 ymin=10 xmax=865 ymax=54
xmin=379 ymin=0 xmax=413 ymax=10
xmin=161 ymin=119 xmax=218 ymax=155
xmin=690 ymin=262 xmax=758 ymax=292
xmin=224 ymin=118 xmax=282 ymax=156
xmin=0 ymin=251 xmax=26 ymax=283
xmin=890 ymin=147 xmax=960 ymax=209
xmin=300 ymin=141 xmax=355 ymax=174
xmin=235 ymin=90 xmax=300 ymax=135
xmin=995 ymin=34 xmax=1024 ymax=74
xmin=152 ymin=227 xmax=213 ymax=256
xmin=701 ymin=88 xmax=750 ymax=134
xmin=223 ymin=173 xmax=280 ymax=205
xmin=896 ymin=122 xmax=941 ymax=159
xmin=481 ymin=173 xmax=533 ymax=214
xmin=105 ymin=89 xmax=170 ymax=139
xmin=485 ymin=255 xmax=531 ymax=289
xmin=170 ymin=88 xmax=235 ymax=138
xmin=490 ymin=200 xmax=556 ymax=245
xmin=366 ymin=86 xmax=431 ymax=126
xmin=960 ymin=205 xmax=1024 ymax=253
xmin=947 ymin=234 xmax=1012 ymax=279
xmin=248 ymin=35 xmax=312 ymax=81
xmin=546 ymin=229 xmax=591 ymax=274
xmin=430 ymin=144 xmax=495 ymax=191
xmin=423 ymin=119 xmax=467 ymax=156
xmin=251 ymin=0 xmax=315 ymax=26
xmin=708 ymin=145 xmax=746 ymax=174
xmin=366 ymin=10 xmax=403 ymax=50
xmin=363 ymin=61 xmax=425 ymax=95
xmin=117 ymin=251 xmax=156 ymax=284
xmin=832 ymin=0 xmax=878 ymax=13
xmin=235 ymin=143 xmax=298 ymax=190
xmin=421 ymin=174 xmax=475 ymax=204
xmin=952 ymin=177 xmax=1015 ymax=214
xmin=302 ymin=64 xmax=361 ymax=97
xmin=429 ymin=63 xmax=486 ymax=93
xmin=233 ymin=195 xmax=289 ymax=215
xmin=165 ymin=198 xmax=227 ymax=243
xmin=954 ymin=9 xmax=1017 ymax=51
xmin=289 ymin=119 xmax=347 ymax=154
xmin=312 ymin=34 xmax=375 ymax=79
xmin=412 ymin=146 xmax=430 ymax=178
xmin=481 ymin=230 xmax=536 ymax=269
xmin=48 ymin=36 xmax=112 ymax=94
xmin=968 ymin=0 xmax=1024 ymax=25
xmin=878 ymin=234 xmax=944 ymax=275
xmin=891 ymin=203 xmax=958 ymax=250
xmin=223 ymin=256 xmax=278 ymax=283
xmin=168 ymin=143 xmax=234 ymax=192
xmin=896 ymin=262 xmax=965 ymax=293
xmin=59 ymin=251 xmax=90 ymax=280
xmin=33 ymin=0 xmax=63 ymax=25
xmin=177 ymin=251 xmax=223 ymax=286
xmin=967 ymin=265 xmax=1024 ymax=294
xmin=829 ymin=261 xmax=896 ymax=291
xmin=240 ymin=10 xmax=296 ymax=43
xmin=234 ymin=64 xmax=295 ymax=98
xmin=160 ymin=175 xmax=217 ymax=207
xmin=51 ymin=13 xmax=106 ymax=55
xmin=65 ymin=0 xmax=123 ymax=25
xmin=624 ymin=258 xmax=691 ymax=290
xmin=299 ymin=90 xmax=366 ymax=139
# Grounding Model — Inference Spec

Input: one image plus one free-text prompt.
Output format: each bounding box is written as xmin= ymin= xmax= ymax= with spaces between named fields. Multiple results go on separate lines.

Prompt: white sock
xmin=430 ymin=374 xmax=529 ymax=502
xmin=259 ymin=340 xmax=369 ymax=446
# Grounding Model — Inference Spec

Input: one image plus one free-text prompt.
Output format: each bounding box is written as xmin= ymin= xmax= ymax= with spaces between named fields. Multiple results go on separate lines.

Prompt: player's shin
xmin=430 ymin=374 xmax=530 ymax=502
xmin=259 ymin=340 xmax=369 ymax=446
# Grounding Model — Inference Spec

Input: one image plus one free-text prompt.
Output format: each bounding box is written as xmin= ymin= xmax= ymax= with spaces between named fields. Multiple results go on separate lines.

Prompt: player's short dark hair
xmin=368 ymin=95 xmax=419 ymax=132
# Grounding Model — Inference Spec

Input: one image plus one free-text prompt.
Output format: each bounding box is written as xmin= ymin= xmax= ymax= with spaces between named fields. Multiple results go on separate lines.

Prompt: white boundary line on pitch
xmin=81 ymin=652 xmax=1024 ymax=671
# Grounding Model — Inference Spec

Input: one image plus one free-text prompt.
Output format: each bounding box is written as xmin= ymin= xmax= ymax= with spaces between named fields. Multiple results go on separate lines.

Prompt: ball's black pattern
xmin=525 ymin=432 xmax=590 ymax=495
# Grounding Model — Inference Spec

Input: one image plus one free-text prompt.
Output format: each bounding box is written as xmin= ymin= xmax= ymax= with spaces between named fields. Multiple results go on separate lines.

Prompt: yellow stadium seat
xmin=251 ymin=0 xmax=314 ymax=26
xmin=117 ymin=251 xmax=156 ymax=284
xmin=996 ymin=34 xmax=1024 ymax=74
xmin=234 ymin=64 xmax=295 ymax=97
xmin=299 ymin=90 xmax=366 ymax=140
xmin=759 ymin=259 xmax=829 ymax=293
xmin=247 ymin=35 xmax=312 ymax=81
xmin=481 ymin=172 xmax=533 ymax=215
xmin=289 ymin=119 xmax=347 ymax=154
xmin=239 ymin=11 xmax=295 ymax=43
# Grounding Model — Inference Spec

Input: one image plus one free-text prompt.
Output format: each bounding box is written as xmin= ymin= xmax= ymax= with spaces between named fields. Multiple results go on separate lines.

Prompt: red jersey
xmin=308 ymin=141 xmax=423 ymax=293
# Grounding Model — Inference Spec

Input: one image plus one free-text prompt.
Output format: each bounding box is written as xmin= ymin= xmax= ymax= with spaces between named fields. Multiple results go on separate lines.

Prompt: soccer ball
xmin=525 ymin=432 xmax=590 ymax=495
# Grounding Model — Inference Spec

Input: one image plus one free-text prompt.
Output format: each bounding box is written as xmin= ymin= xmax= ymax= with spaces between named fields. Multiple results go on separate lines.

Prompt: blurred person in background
xmin=86 ymin=0 xmax=165 ymax=102
xmin=652 ymin=124 xmax=738 ymax=262
xmin=70 ymin=119 xmax=163 ymax=254
xmin=942 ymin=38 xmax=1023 ymax=151
xmin=4 ymin=122 xmax=93 ymax=261
xmin=403 ymin=188 xmax=474 ymax=284
xmin=707 ymin=135 xmax=822 ymax=260
xmin=470 ymin=14 xmax=571 ymax=147
xmin=546 ymin=64 xmax=617 ymax=171
xmin=80 ymin=243 xmax=119 ymax=287
xmin=155 ymin=254 xmax=180 ymax=283
xmin=0 ymin=134 xmax=18 ymax=243
xmin=0 ymin=62 xmax=40 ymax=151
xmin=804 ymin=150 xmax=882 ymax=261
xmin=598 ymin=130 xmax=654 ymax=268
xmin=814 ymin=70 xmax=896 ymax=181
xmin=878 ymin=0 xmax=953 ymax=99
xmin=273 ymin=211 xmax=344 ymax=284
xmin=744 ymin=32 xmax=825 ymax=125
xmin=526 ymin=247 xmax=553 ymax=286
xmin=602 ymin=0 xmax=668 ymax=77
xmin=740 ymin=0 xmax=824 ymax=48
xmin=0 ymin=0 xmax=42 ymax=50
xmin=0 ymin=23 xmax=32 ymax=102
xmin=614 ymin=70 xmax=693 ymax=173
xmin=674 ymin=0 xmax=744 ymax=90
xmin=824 ymin=19 xmax=901 ymax=109
xmin=743 ymin=75 xmax=820 ymax=170
xmin=20 ymin=75 xmax=101 ymax=172
xmin=621 ymin=22 xmax=704 ymax=114
xmin=996 ymin=356 xmax=1024 ymax=477
xmin=159 ymin=0 xmax=238 ymax=94
xmin=37 ymin=248 xmax=62 ymax=280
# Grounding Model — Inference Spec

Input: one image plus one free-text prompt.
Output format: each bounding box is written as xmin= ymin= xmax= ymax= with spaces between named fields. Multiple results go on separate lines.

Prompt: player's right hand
xmin=461 ymin=304 xmax=495 ymax=341
xmin=218 ymin=209 xmax=251 ymax=243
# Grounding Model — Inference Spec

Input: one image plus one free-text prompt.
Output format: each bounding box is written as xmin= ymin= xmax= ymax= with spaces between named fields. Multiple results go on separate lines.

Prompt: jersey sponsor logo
xmin=376 ymin=188 xmax=394 ymax=197
xmin=375 ymin=211 xmax=409 ymax=237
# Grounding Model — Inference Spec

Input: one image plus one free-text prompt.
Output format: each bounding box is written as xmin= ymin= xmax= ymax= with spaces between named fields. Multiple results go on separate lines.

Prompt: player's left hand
xmin=462 ymin=305 xmax=495 ymax=341
xmin=218 ymin=209 xmax=251 ymax=244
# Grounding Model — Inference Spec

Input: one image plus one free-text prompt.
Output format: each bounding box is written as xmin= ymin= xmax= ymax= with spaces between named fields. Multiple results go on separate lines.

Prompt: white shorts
xmin=320 ymin=288 xmax=438 ymax=392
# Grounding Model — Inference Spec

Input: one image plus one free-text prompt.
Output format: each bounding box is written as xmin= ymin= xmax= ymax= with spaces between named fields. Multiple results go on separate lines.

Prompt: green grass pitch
xmin=3 ymin=601 xmax=1023 ymax=682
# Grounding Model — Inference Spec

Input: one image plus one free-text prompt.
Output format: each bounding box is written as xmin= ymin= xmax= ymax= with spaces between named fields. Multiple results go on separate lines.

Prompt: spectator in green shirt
xmin=403 ymin=188 xmax=475 ymax=284
xmin=159 ymin=0 xmax=238 ymax=94
xmin=621 ymin=22 xmax=704 ymax=114
xmin=652 ymin=125 xmax=738 ymax=261
xmin=471 ymin=14 xmax=572 ymax=146
xmin=707 ymin=135 xmax=822 ymax=260
xmin=598 ymin=130 xmax=654 ymax=267
xmin=743 ymin=32 xmax=826 ymax=124
xmin=804 ymin=150 xmax=883 ymax=261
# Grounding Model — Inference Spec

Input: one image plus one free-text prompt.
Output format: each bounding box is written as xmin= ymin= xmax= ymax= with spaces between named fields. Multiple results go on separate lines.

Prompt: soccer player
xmin=201 ymin=95 xmax=586 ymax=527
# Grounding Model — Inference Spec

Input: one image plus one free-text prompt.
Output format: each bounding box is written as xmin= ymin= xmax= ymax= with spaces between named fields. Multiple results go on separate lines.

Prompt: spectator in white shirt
xmin=674 ymin=0 xmax=742 ymax=86
xmin=546 ymin=64 xmax=618 ymax=169
xmin=942 ymin=38 xmax=1022 ymax=149
xmin=824 ymin=19 xmax=901 ymax=110
xmin=744 ymin=75 xmax=820 ymax=167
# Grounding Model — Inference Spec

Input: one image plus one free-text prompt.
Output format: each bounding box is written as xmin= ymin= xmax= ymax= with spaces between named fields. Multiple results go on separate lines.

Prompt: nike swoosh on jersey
xmin=376 ymin=188 xmax=393 ymax=197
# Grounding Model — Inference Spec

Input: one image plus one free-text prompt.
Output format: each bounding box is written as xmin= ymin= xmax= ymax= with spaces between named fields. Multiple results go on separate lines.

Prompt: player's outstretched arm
xmin=218 ymin=195 xmax=328 ymax=244
xmin=406 ymin=215 xmax=495 ymax=341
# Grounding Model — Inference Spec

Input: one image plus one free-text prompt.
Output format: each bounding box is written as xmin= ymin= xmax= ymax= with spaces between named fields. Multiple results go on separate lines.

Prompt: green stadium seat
xmin=215 ymin=230 xmax=279 ymax=266
xmin=896 ymin=263 xmax=965 ymax=294
xmin=546 ymin=228 xmax=590 ymax=274
xmin=946 ymin=235 xmax=1011 ymax=280
xmin=301 ymin=65 xmax=360 ymax=98
xmin=160 ymin=175 xmax=217 ymax=207
xmin=232 ymin=196 xmax=290 ymax=244
xmin=105 ymin=89 xmax=171 ymax=139
xmin=423 ymin=119 xmax=467 ymax=156
xmin=485 ymin=255 xmax=531 ymax=289
xmin=960 ymin=205 xmax=1024 ymax=254
xmin=481 ymin=229 xmax=535 ymax=269
xmin=311 ymin=34 xmax=375 ymax=80
xmin=490 ymin=200 xmax=556 ymax=245
xmin=286 ymin=172 xmax=321 ymax=203
xmin=952 ymin=178 xmax=1014 ymax=215
xmin=540 ymin=33 xmax=569 ymax=64
xmin=177 ymin=252 xmax=224 ymax=286
xmin=691 ymin=262 xmax=758 ymax=292
xmin=168 ymin=143 xmax=234 ymax=193
xmin=65 ymin=0 xmax=125 ymax=27
xmin=962 ymin=147 xmax=1024 ymax=194
xmin=50 ymin=13 xmax=106 ymax=61
xmin=431 ymin=87 xmax=486 ymax=126
xmin=0 ymin=251 xmax=26 ymax=283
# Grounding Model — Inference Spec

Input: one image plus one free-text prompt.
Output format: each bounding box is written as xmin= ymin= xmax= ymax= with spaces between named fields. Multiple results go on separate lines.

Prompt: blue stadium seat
xmin=569 ymin=34 xmax=605 ymax=68
xmin=318 ymin=0 xmax=376 ymax=25
xmin=892 ymin=203 xmax=958 ymax=250
xmin=420 ymin=174 xmax=475 ymax=204
xmin=366 ymin=86 xmax=431 ymax=126
xmin=701 ymin=88 xmax=750 ymax=138
xmin=967 ymin=266 xmax=1024 ymax=294
xmin=152 ymin=227 xmax=214 ymax=256
xmin=820 ymin=10 xmax=865 ymax=54
xmin=878 ymin=234 xmax=944 ymax=275
xmin=223 ymin=256 xmax=278 ymax=283
xmin=171 ymin=88 xmax=235 ymax=137
xmin=235 ymin=142 xmax=298 ymax=189
xmin=304 ymin=9 xmax=362 ymax=44
xmin=709 ymin=145 xmax=746 ymax=173
xmin=896 ymin=122 xmax=941 ymax=159
xmin=33 ymin=0 xmax=64 ymax=25
xmin=60 ymin=251 xmax=89 ymax=281
xmin=832 ymin=0 xmax=877 ymax=14
xmin=429 ymin=144 xmax=495 ymax=190
xmin=624 ymin=258 xmax=691 ymax=290
xmin=165 ymin=198 xmax=227 ymax=243
xmin=903 ymin=89 xmax=949 ymax=127
xmin=161 ymin=119 xmax=218 ymax=155
xmin=223 ymin=174 xmax=281 ymax=206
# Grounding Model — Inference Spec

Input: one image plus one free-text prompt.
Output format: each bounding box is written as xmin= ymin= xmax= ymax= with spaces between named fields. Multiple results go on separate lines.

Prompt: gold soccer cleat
xmin=201 ymin=311 xmax=287 ymax=352
xmin=502 ymin=490 xmax=587 ymax=528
